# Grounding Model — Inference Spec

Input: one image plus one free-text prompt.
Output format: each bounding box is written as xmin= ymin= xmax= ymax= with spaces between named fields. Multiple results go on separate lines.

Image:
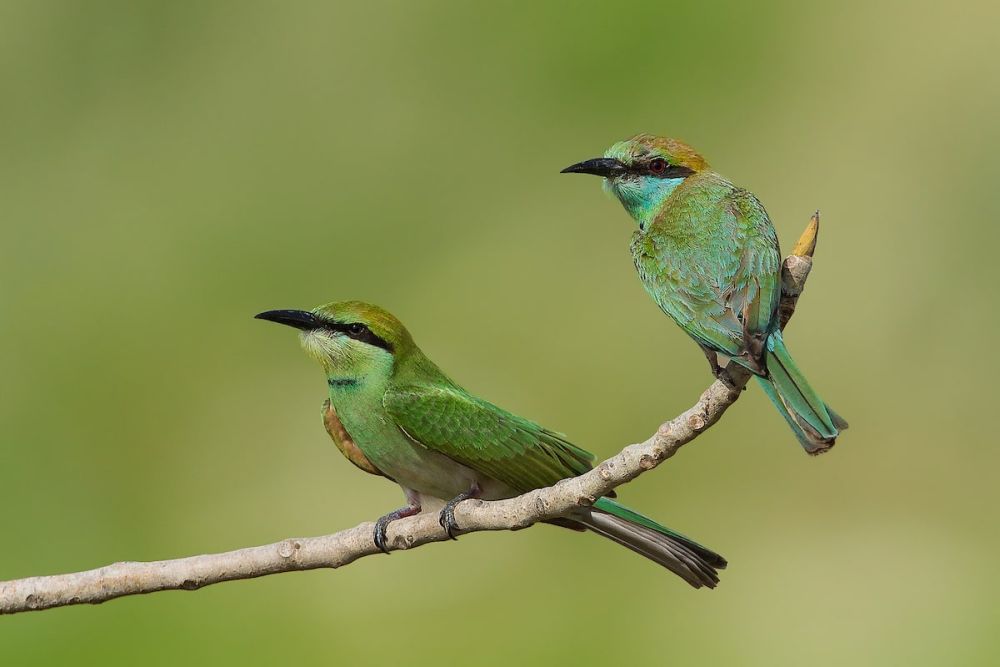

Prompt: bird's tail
xmin=759 ymin=329 xmax=848 ymax=455
xmin=572 ymin=497 xmax=727 ymax=589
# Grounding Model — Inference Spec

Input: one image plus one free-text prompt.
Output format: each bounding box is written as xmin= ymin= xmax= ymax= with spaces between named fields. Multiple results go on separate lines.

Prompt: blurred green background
xmin=2 ymin=1 xmax=997 ymax=664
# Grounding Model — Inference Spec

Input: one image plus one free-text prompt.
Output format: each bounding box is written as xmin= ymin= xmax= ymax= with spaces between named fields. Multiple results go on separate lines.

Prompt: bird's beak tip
xmin=560 ymin=157 xmax=625 ymax=177
xmin=255 ymin=309 xmax=321 ymax=331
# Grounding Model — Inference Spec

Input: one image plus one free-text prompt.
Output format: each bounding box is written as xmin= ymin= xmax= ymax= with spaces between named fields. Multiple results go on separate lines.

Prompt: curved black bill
xmin=255 ymin=309 xmax=321 ymax=331
xmin=560 ymin=157 xmax=627 ymax=177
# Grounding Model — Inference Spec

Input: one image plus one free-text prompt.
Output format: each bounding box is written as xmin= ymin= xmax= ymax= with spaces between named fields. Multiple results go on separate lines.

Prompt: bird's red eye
xmin=649 ymin=158 xmax=667 ymax=175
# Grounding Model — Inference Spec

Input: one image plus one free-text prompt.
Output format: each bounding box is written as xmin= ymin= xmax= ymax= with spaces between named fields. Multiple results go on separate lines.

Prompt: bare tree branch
xmin=0 ymin=214 xmax=823 ymax=615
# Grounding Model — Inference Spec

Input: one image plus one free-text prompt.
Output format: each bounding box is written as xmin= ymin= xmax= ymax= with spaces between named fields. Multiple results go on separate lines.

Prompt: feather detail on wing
xmin=384 ymin=383 xmax=595 ymax=494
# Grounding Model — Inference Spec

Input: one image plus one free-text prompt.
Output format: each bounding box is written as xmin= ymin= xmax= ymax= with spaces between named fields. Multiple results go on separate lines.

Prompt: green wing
xmin=633 ymin=184 xmax=781 ymax=359
xmin=383 ymin=382 xmax=594 ymax=493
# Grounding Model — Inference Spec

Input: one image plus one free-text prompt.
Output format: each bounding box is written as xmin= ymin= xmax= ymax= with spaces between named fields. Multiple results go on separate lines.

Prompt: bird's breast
xmin=322 ymin=399 xmax=388 ymax=478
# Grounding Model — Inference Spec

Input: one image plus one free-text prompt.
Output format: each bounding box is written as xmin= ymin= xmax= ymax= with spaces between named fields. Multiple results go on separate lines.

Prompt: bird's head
xmin=562 ymin=134 xmax=708 ymax=227
xmin=256 ymin=301 xmax=414 ymax=385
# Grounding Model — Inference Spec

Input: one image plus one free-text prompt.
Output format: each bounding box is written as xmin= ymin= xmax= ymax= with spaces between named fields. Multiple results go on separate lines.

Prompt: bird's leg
xmin=699 ymin=344 xmax=727 ymax=380
xmin=699 ymin=344 xmax=741 ymax=390
xmin=742 ymin=331 xmax=768 ymax=376
xmin=373 ymin=488 xmax=422 ymax=554
xmin=439 ymin=482 xmax=482 ymax=540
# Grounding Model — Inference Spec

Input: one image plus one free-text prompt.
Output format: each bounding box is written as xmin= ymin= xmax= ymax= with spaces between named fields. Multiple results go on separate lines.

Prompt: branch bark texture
xmin=0 ymin=215 xmax=822 ymax=615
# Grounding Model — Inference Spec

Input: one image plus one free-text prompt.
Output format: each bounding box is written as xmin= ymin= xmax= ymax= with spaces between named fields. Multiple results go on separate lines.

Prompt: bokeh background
xmin=2 ymin=1 xmax=998 ymax=664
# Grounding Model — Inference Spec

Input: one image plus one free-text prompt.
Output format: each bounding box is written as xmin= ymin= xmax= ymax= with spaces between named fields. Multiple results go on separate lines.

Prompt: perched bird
xmin=562 ymin=134 xmax=847 ymax=454
xmin=256 ymin=301 xmax=726 ymax=588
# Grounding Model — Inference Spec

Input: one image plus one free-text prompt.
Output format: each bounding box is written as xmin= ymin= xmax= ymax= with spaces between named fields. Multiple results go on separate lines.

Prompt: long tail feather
xmin=761 ymin=330 xmax=847 ymax=455
xmin=571 ymin=498 xmax=726 ymax=589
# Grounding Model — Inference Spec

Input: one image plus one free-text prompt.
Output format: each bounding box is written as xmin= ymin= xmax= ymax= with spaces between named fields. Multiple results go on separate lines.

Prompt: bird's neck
xmin=622 ymin=178 xmax=686 ymax=229
xmin=327 ymin=376 xmax=362 ymax=390
xmin=326 ymin=368 xmax=387 ymax=400
xmin=325 ymin=354 xmax=394 ymax=414
xmin=324 ymin=370 xmax=390 ymax=441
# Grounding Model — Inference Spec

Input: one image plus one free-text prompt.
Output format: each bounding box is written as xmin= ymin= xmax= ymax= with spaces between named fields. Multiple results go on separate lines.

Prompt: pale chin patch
xmin=601 ymin=177 xmax=616 ymax=197
xmin=297 ymin=329 xmax=395 ymax=380
xmin=299 ymin=330 xmax=341 ymax=369
xmin=604 ymin=176 xmax=638 ymax=208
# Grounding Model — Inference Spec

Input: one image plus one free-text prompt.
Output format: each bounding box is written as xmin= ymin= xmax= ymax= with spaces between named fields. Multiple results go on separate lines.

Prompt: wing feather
xmin=384 ymin=383 xmax=594 ymax=493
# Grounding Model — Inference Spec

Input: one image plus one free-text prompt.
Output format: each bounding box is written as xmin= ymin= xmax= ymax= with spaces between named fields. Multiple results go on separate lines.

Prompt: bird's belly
xmin=327 ymin=395 xmax=520 ymax=503
xmin=361 ymin=430 xmax=516 ymax=502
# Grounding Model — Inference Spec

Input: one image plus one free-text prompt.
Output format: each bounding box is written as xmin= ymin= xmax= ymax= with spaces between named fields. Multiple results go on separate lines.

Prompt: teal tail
xmin=573 ymin=497 xmax=727 ymax=589
xmin=758 ymin=329 xmax=848 ymax=455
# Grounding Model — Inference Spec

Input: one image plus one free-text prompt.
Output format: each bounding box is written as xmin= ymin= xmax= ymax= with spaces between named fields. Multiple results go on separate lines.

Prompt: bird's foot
xmin=373 ymin=503 xmax=421 ymax=554
xmin=700 ymin=346 xmax=727 ymax=382
xmin=699 ymin=346 xmax=745 ymax=390
xmin=717 ymin=366 xmax=743 ymax=390
xmin=439 ymin=483 xmax=481 ymax=540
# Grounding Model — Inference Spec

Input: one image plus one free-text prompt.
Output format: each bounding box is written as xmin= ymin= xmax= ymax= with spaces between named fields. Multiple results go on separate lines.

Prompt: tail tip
xmin=804 ymin=436 xmax=836 ymax=456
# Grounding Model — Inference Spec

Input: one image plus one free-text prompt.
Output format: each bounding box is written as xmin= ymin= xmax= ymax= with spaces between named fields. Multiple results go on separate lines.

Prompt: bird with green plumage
xmin=256 ymin=301 xmax=726 ymax=588
xmin=563 ymin=134 xmax=847 ymax=454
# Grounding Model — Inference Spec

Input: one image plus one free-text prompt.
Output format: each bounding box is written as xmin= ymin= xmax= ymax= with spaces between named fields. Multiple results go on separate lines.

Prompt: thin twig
xmin=0 ymin=215 xmax=821 ymax=615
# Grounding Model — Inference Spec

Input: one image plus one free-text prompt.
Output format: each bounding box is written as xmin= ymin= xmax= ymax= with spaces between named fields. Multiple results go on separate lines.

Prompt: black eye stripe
xmin=321 ymin=321 xmax=394 ymax=353
xmin=630 ymin=159 xmax=696 ymax=180
xmin=662 ymin=163 xmax=695 ymax=179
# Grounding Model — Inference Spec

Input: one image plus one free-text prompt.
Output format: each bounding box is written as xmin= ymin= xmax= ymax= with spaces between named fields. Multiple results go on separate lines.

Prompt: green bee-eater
xmin=256 ymin=301 xmax=726 ymax=587
xmin=563 ymin=134 xmax=847 ymax=454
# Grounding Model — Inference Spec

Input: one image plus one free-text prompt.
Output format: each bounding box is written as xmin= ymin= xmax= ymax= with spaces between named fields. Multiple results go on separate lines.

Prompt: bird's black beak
xmin=255 ymin=309 xmax=322 ymax=331
xmin=560 ymin=157 xmax=627 ymax=177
